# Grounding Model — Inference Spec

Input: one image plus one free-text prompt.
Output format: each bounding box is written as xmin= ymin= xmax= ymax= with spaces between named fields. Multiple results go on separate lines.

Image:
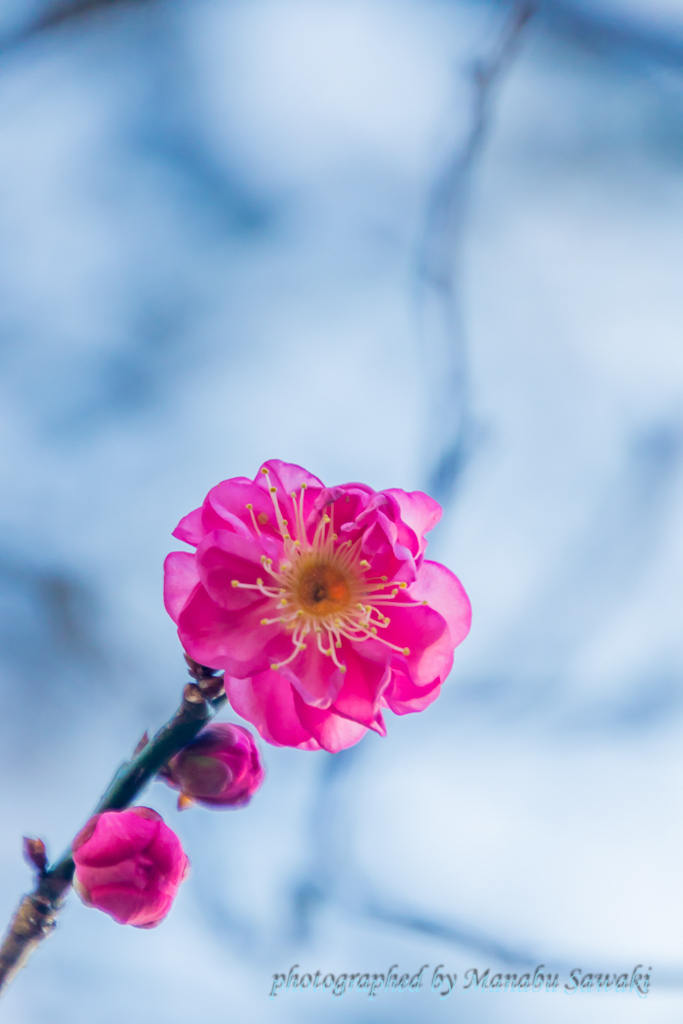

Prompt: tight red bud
xmin=72 ymin=807 xmax=189 ymax=928
xmin=162 ymin=723 xmax=264 ymax=809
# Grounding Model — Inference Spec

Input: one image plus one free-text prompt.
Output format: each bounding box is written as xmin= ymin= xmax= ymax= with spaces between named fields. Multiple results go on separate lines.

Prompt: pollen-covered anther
xmin=245 ymin=503 xmax=262 ymax=535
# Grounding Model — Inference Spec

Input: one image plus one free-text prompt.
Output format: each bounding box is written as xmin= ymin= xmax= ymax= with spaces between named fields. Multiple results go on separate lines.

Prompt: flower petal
xmin=73 ymin=812 xmax=159 ymax=867
xmin=291 ymin=689 xmax=370 ymax=752
xmin=196 ymin=529 xmax=279 ymax=611
xmin=357 ymin=508 xmax=417 ymax=582
xmin=381 ymin=488 xmax=442 ymax=560
xmin=177 ymin=585 xmax=290 ymax=676
xmin=255 ymin=460 xmax=326 ymax=544
xmin=382 ymin=667 xmax=442 ymax=715
xmin=257 ymin=459 xmax=324 ymax=496
xmin=381 ymin=560 xmax=471 ymax=692
xmin=163 ymin=552 xmax=200 ymax=624
xmin=172 ymin=507 xmax=205 ymax=547
xmin=226 ymin=670 xmax=322 ymax=750
xmin=308 ymin=482 xmax=375 ymax=533
xmin=205 ymin=478 xmax=272 ymax=538
xmin=278 ymin=633 xmax=344 ymax=708
xmin=329 ymin=642 xmax=390 ymax=733
xmin=377 ymin=599 xmax=448 ymax=687
xmin=410 ymin=559 xmax=472 ymax=650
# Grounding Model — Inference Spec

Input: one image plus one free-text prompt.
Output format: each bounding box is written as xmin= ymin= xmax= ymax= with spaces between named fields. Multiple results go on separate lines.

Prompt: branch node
xmin=184 ymin=654 xmax=218 ymax=681
xmin=197 ymin=674 xmax=225 ymax=701
xmin=182 ymin=682 xmax=206 ymax=706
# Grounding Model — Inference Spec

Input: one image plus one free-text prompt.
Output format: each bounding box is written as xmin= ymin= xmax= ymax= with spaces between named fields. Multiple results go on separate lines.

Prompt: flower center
xmin=229 ymin=470 xmax=424 ymax=674
xmin=295 ymin=562 xmax=352 ymax=617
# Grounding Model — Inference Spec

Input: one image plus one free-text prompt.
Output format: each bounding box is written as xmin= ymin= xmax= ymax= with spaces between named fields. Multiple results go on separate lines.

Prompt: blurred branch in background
xmin=3 ymin=0 xmax=270 ymax=235
xmin=274 ymin=0 xmax=683 ymax=981
xmin=0 ymin=0 xmax=271 ymax=441
xmin=459 ymin=418 xmax=683 ymax=721
xmin=273 ymin=0 xmax=541 ymax=970
xmin=287 ymin=744 xmax=542 ymax=967
xmin=539 ymin=0 xmax=683 ymax=67
xmin=1 ymin=0 xmax=154 ymax=52
xmin=0 ymin=551 xmax=102 ymax=667
xmin=419 ymin=0 xmax=535 ymax=504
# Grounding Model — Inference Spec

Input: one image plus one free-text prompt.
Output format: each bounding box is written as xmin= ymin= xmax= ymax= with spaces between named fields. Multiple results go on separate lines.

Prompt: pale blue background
xmin=0 ymin=0 xmax=682 ymax=1021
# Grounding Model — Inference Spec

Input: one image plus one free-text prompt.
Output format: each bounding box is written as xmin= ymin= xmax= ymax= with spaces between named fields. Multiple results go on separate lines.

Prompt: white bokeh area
xmin=0 ymin=0 xmax=682 ymax=1022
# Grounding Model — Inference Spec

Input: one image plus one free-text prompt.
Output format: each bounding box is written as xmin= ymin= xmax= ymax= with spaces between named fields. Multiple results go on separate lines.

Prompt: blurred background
xmin=0 ymin=0 xmax=682 ymax=1020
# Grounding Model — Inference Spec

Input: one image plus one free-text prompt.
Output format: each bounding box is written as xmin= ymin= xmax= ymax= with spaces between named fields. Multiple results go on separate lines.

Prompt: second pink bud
xmin=161 ymin=722 xmax=264 ymax=810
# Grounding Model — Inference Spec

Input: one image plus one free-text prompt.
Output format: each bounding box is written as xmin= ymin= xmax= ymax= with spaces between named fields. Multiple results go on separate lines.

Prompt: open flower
xmin=72 ymin=807 xmax=189 ymax=928
xmin=164 ymin=460 xmax=471 ymax=752
xmin=161 ymin=722 xmax=265 ymax=810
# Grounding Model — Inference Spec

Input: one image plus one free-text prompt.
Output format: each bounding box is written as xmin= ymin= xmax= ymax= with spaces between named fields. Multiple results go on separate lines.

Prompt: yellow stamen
xmin=231 ymin=477 xmax=427 ymax=673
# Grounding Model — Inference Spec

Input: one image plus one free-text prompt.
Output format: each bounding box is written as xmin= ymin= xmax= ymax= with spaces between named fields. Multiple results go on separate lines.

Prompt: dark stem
xmin=0 ymin=662 xmax=226 ymax=998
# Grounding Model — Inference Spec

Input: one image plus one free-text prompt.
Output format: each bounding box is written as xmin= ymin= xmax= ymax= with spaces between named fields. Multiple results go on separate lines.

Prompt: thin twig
xmin=419 ymin=0 xmax=536 ymax=502
xmin=0 ymin=659 xmax=226 ymax=998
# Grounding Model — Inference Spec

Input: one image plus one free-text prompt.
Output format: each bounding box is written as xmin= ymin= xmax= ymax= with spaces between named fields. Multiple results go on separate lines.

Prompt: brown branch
xmin=0 ymin=658 xmax=226 ymax=998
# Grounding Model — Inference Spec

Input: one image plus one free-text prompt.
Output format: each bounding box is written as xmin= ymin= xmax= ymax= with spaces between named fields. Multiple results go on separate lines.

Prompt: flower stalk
xmin=0 ymin=659 xmax=226 ymax=998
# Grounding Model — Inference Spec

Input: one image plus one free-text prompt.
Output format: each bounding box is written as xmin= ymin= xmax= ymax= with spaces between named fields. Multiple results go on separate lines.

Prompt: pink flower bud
xmin=72 ymin=807 xmax=189 ymax=929
xmin=162 ymin=722 xmax=264 ymax=809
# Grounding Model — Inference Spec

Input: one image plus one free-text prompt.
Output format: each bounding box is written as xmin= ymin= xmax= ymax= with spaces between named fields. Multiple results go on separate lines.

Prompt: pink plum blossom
xmin=164 ymin=460 xmax=471 ymax=753
xmin=161 ymin=722 xmax=265 ymax=810
xmin=72 ymin=807 xmax=189 ymax=928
